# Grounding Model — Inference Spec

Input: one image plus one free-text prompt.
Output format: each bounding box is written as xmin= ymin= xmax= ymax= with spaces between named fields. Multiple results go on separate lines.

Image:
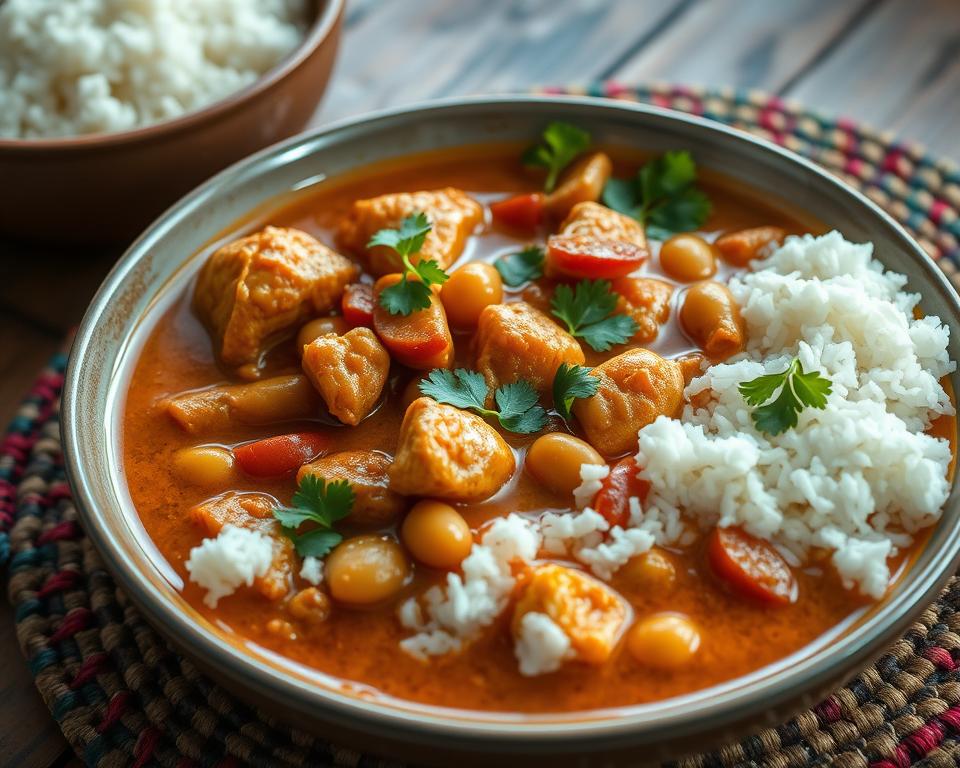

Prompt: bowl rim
xmin=62 ymin=94 xmax=960 ymax=753
xmin=0 ymin=0 xmax=344 ymax=152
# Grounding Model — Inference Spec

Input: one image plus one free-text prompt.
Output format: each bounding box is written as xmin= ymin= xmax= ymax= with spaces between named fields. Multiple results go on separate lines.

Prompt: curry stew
xmin=122 ymin=142 xmax=954 ymax=713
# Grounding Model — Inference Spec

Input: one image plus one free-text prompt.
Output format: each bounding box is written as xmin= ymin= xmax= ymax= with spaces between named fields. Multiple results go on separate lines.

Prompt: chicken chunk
xmin=513 ymin=563 xmax=629 ymax=665
xmin=473 ymin=302 xmax=584 ymax=397
xmin=559 ymin=201 xmax=648 ymax=250
xmin=189 ymin=492 xmax=293 ymax=601
xmin=612 ymin=277 xmax=673 ymax=344
xmin=301 ymin=328 xmax=389 ymax=426
xmin=163 ymin=374 xmax=320 ymax=435
xmin=194 ymin=226 xmax=358 ymax=370
xmin=388 ymin=397 xmax=515 ymax=501
xmin=299 ymin=450 xmax=407 ymax=527
xmin=544 ymin=152 xmax=613 ymax=220
xmin=573 ymin=348 xmax=684 ymax=457
xmin=337 ymin=188 xmax=483 ymax=275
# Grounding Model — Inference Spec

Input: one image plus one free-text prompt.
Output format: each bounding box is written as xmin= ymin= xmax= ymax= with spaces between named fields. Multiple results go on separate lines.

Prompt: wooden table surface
xmin=2 ymin=0 xmax=959 ymax=764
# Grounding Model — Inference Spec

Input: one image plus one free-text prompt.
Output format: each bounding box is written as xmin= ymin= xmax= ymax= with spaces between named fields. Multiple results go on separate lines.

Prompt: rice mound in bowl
xmin=394 ymin=231 xmax=955 ymax=675
xmin=0 ymin=0 xmax=309 ymax=139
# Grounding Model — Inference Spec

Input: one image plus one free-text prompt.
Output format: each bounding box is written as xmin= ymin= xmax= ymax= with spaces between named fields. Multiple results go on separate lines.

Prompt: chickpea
xmin=627 ymin=613 xmax=701 ymax=670
xmin=297 ymin=315 xmax=349 ymax=350
xmin=172 ymin=445 xmax=235 ymax=487
xmin=679 ymin=281 xmax=745 ymax=360
xmin=288 ymin=587 xmax=331 ymax=625
xmin=525 ymin=433 xmax=604 ymax=496
xmin=325 ymin=535 xmax=410 ymax=605
xmin=401 ymin=500 xmax=473 ymax=569
xmin=659 ymin=234 xmax=717 ymax=282
xmin=440 ymin=263 xmax=503 ymax=329
xmin=620 ymin=548 xmax=677 ymax=591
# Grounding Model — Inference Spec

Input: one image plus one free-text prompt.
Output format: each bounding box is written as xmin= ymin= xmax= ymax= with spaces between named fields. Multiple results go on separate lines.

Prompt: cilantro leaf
xmin=369 ymin=213 xmax=449 ymax=316
xmin=378 ymin=274 xmax=433 ymax=315
xmin=273 ymin=475 xmax=354 ymax=558
xmin=552 ymin=363 xmax=600 ymax=421
xmin=737 ymin=358 xmax=833 ymax=436
xmin=494 ymin=246 xmax=545 ymax=287
xmin=367 ymin=212 xmax=431 ymax=256
xmin=601 ymin=150 xmax=711 ymax=239
xmin=522 ymin=122 xmax=591 ymax=192
xmin=418 ymin=368 xmax=547 ymax=435
xmin=550 ymin=279 xmax=638 ymax=352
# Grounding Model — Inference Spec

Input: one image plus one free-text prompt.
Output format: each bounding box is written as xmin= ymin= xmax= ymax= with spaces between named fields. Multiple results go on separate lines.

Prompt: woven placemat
xmin=5 ymin=84 xmax=960 ymax=768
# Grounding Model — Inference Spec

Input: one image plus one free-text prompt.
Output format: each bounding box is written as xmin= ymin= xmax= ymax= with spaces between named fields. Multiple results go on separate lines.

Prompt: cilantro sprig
xmin=369 ymin=212 xmax=449 ymax=316
xmin=522 ymin=122 xmax=591 ymax=192
xmin=273 ymin=475 xmax=355 ymax=558
xmin=551 ymin=279 xmax=638 ymax=352
xmin=419 ymin=368 xmax=548 ymax=434
xmin=738 ymin=357 xmax=833 ymax=436
xmin=494 ymin=245 xmax=545 ymax=287
xmin=602 ymin=150 xmax=711 ymax=240
xmin=552 ymin=363 xmax=599 ymax=422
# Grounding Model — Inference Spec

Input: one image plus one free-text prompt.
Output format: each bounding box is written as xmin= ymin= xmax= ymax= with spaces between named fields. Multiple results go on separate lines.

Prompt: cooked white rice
xmin=398 ymin=230 xmax=955 ymax=673
xmin=185 ymin=524 xmax=273 ymax=608
xmin=0 ymin=0 xmax=309 ymax=139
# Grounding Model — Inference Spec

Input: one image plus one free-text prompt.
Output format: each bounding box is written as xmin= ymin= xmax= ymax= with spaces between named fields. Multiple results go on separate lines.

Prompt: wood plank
xmin=785 ymin=0 xmax=960 ymax=161
xmin=0 ymin=244 xmax=118 ymax=335
xmin=0 ymin=311 xmax=61 ymax=427
xmin=313 ymin=0 xmax=692 ymax=124
xmin=611 ymin=0 xmax=878 ymax=91
xmin=0 ymin=587 xmax=71 ymax=768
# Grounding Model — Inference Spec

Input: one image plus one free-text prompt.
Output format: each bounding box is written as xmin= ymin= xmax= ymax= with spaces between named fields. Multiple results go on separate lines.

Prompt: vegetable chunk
xmin=194 ymin=226 xmax=358 ymax=370
xmin=373 ymin=273 xmax=454 ymax=369
xmin=163 ymin=374 xmax=320 ymax=435
xmin=189 ymin=491 xmax=293 ymax=601
xmin=388 ymin=397 xmax=515 ymax=501
xmin=513 ymin=563 xmax=629 ymax=665
xmin=544 ymin=152 xmax=613 ymax=219
xmin=337 ymin=188 xmax=483 ymax=275
xmin=299 ymin=450 xmax=407 ymax=527
xmin=302 ymin=327 xmax=390 ymax=425
xmin=573 ymin=348 xmax=684 ymax=457
xmin=473 ymin=302 xmax=584 ymax=397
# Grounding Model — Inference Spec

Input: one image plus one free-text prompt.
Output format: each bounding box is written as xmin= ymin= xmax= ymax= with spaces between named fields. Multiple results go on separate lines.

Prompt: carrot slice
xmin=234 ymin=432 xmax=330 ymax=478
xmin=341 ymin=283 xmax=376 ymax=328
xmin=707 ymin=527 xmax=797 ymax=606
xmin=372 ymin=274 xmax=454 ymax=370
xmin=490 ymin=193 xmax=545 ymax=233
xmin=593 ymin=456 xmax=650 ymax=528
xmin=547 ymin=234 xmax=646 ymax=280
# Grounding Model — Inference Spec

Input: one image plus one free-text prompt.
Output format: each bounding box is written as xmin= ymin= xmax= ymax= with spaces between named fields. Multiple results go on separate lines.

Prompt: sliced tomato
xmin=490 ymin=193 xmax=545 ymax=233
xmin=341 ymin=283 xmax=376 ymax=328
xmin=546 ymin=234 xmax=647 ymax=279
xmin=593 ymin=456 xmax=651 ymax=528
xmin=233 ymin=432 xmax=330 ymax=477
xmin=707 ymin=527 xmax=797 ymax=606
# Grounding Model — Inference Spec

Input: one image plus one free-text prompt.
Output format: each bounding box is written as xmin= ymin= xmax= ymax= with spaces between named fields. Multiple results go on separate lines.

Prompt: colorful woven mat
xmin=5 ymin=84 xmax=960 ymax=768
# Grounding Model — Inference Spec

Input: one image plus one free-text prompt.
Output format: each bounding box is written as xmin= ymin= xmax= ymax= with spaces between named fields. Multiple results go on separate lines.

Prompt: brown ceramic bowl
xmin=0 ymin=0 xmax=343 ymax=245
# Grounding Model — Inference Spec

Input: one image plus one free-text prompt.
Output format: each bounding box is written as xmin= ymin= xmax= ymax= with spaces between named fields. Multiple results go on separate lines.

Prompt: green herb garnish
xmin=550 ymin=279 xmax=638 ymax=352
xmin=273 ymin=475 xmax=355 ymax=558
xmin=522 ymin=122 xmax=591 ymax=192
xmin=602 ymin=150 xmax=711 ymax=240
xmin=419 ymin=368 xmax=548 ymax=434
xmin=738 ymin=357 xmax=832 ymax=436
xmin=369 ymin=212 xmax=449 ymax=316
xmin=494 ymin=245 xmax=545 ymax=287
xmin=552 ymin=363 xmax=600 ymax=422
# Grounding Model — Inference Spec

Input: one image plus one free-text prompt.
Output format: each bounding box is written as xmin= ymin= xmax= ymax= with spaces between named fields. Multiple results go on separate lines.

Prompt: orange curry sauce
xmin=121 ymin=145 xmax=957 ymax=713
